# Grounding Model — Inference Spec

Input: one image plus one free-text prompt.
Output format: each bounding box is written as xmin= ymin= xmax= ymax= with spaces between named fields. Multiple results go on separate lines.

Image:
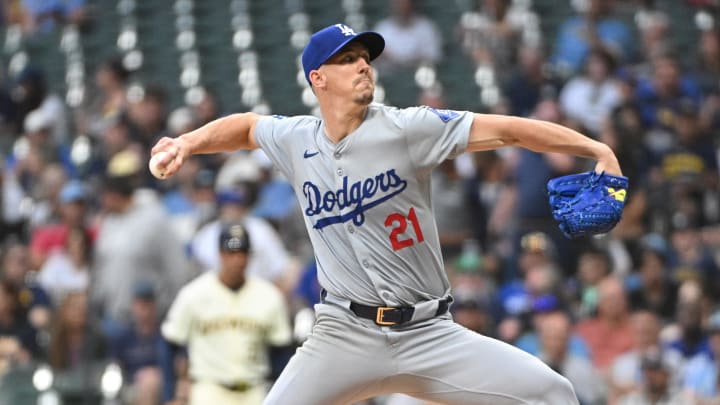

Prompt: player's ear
xmin=309 ymin=70 xmax=326 ymax=90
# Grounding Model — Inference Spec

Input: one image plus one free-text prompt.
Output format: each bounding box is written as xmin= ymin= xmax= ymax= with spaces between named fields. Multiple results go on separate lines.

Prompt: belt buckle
xmin=376 ymin=307 xmax=397 ymax=326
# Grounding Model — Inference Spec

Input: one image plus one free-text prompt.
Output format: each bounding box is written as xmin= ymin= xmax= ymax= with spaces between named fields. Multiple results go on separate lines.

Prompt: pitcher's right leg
xmin=263 ymin=303 xmax=395 ymax=405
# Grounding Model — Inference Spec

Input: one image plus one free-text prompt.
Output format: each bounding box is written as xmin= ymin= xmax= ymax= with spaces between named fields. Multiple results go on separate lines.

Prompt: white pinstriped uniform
xmin=162 ymin=273 xmax=292 ymax=405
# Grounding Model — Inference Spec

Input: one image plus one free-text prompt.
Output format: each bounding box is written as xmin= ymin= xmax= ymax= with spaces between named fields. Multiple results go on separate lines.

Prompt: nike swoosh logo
xmin=304 ymin=150 xmax=319 ymax=158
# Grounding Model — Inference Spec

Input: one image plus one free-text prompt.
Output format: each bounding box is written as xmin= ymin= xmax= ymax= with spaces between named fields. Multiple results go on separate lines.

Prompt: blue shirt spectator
xmin=683 ymin=311 xmax=720 ymax=400
xmin=22 ymin=0 xmax=86 ymax=33
xmin=109 ymin=283 xmax=163 ymax=402
xmin=635 ymin=56 xmax=703 ymax=130
xmin=552 ymin=0 xmax=633 ymax=75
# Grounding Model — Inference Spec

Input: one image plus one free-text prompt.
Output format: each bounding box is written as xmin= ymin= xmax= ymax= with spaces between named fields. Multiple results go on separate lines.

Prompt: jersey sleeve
xmin=253 ymin=115 xmax=304 ymax=181
xmin=161 ymin=287 xmax=194 ymax=345
xmin=400 ymin=106 xmax=473 ymax=174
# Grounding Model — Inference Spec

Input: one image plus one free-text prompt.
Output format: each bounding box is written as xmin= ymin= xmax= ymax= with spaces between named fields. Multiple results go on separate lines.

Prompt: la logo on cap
xmin=335 ymin=24 xmax=356 ymax=36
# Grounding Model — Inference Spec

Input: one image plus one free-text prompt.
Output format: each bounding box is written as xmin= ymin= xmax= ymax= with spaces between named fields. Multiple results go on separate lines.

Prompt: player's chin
xmin=354 ymin=87 xmax=374 ymax=105
xmin=355 ymin=93 xmax=374 ymax=105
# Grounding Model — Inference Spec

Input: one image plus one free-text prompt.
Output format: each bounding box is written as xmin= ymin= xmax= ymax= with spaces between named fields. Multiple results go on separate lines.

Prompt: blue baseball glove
xmin=547 ymin=171 xmax=629 ymax=239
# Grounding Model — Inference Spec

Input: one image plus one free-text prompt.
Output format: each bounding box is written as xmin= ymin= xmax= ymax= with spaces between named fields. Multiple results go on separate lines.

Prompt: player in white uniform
xmin=151 ymin=24 xmax=623 ymax=405
xmin=161 ymin=222 xmax=292 ymax=405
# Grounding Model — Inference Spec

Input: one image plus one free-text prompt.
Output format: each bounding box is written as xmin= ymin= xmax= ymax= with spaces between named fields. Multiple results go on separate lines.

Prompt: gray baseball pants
xmin=262 ymin=302 xmax=579 ymax=405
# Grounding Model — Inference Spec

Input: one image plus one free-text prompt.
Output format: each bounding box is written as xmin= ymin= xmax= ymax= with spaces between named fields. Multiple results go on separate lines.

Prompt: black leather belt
xmin=218 ymin=381 xmax=252 ymax=392
xmin=193 ymin=379 xmax=253 ymax=393
xmin=349 ymin=299 xmax=451 ymax=326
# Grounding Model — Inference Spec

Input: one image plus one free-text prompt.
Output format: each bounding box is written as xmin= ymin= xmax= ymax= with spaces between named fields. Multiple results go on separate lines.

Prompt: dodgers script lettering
xmin=303 ymin=169 xmax=408 ymax=230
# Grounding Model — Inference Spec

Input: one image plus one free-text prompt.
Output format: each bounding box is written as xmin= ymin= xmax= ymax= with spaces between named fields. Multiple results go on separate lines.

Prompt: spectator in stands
xmin=373 ymin=0 xmax=441 ymax=72
xmin=23 ymin=163 xmax=68 ymax=229
xmin=669 ymin=215 xmax=719 ymax=296
xmin=633 ymin=0 xmax=671 ymax=68
xmin=693 ymin=28 xmax=720 ymax=132
xmin=551 ymin=0 xmax=634 ymax=76
xmin=635 ymin=53 xmax=703 ymax=130
xmin=191 ymin=185 xmax=296 ymax=294
xmin=9 ymin=66 xmax=68 ymax=144
xmin=457 ymin=0 xmax=541 ymax=80
xmin=192 ymin=87 xmax=221 ymax=127
xmin=681 ymin=310 xmax=720 ymax=404
xmin=537 ymin=311 xmax=605 ymax=405
xmin=515 ymin=231 xmax=557 ymax=278
xmin=695 ymin=29 xmax=720 ymax=136
xmin=667 ymin=299 xmax=709 ymax=360
xmin=502 ymin=45 xmax=559 ymax=117
xmin=627 ymin=238 xmax=678 ymax=321
xmin=501 ymin=263 xmax=562 ymax=330
xmin=0 ymin=159 xmax=27 ymax=244
xmin=575 ymin=276 xmax=634 ymax=372
xmin=22 ymin=106 xmax=64 ymax=166
xmin=164 ymin=165 xmax=218 ymax=246
xmin=29 ymin=179 xmax=93 ymax=269
xmin=248 ymin=149 xmax=308 ymax=259
xmin=127 ymin=85 xmax=168 ymax=149
xmin=693 ymin=28 xmax=720 ymax=95
xmin=465 ymin=150 xmax=505 ymax=250
xmin=93 ymin=172 xmax=192 ymax=331
xmin=9 ymin=141 xmax=53 ymax=213
xmin=21 ymin=0 xmax=88 ymax=34
xmin=37 ymin=225 xmax=91 ymax=304
xmin=47 ymin=291 xmax=108 ymax=404
xmin=431 ymin=159 xmax=474 ymax=260
xmin=98 ymin=114 xmax=139 ymax=161
xmin=559 ymin=47 xmax=623 ymax=137
xmin=161 ymin=155 xmax=204 ymax=216
xmin=609 ymin=310 xmax=683 ymax=403
xmin=515 ymin=298 xmax=591 ymax=360
xmin=570 ymin=247 xmax=613 ymax=319
xmin=496 ymin=231 xmax=559 ymax=316
xmin=79 ymin=57 xmax=130 ymax=139
xmin=187 ymin=88 xmax=229 ymax=171
xmin=110 ymin=282 xmax=163 ymax=405
xmin=1 ymin=241 xmax=52 ymax=329
xmin=451 ymin=293 xmax=495 ymax=337
xmin=0 ymin=278 xmax=41 ymax=361
xmin=167 ymin=107 xmax=198 ymax=140
xmin=656 ymin=100 xmax=719 ymax=231
xmin=616 ymin=349 xmax=687 ymax=405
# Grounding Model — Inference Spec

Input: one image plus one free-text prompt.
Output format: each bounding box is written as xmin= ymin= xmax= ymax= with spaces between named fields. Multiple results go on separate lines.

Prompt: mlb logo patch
xmin=427 ymin=108 xmax=460 ymax=123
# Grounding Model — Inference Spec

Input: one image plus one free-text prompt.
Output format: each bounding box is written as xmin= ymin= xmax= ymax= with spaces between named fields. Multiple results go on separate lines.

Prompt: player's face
xmin=319 ymin=42 xmax=374 ymax=105
xmin=220 ymin=250 xmax=249 ymax=277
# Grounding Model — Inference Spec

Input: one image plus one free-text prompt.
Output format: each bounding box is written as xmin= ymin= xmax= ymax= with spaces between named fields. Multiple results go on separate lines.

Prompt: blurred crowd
xmin=0 ymin=0 xmax=719 ymax=404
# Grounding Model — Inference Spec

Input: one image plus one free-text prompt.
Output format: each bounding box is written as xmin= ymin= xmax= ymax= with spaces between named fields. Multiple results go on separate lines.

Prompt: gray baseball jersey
xmin=254 ymin=104 xmax=579 ymax=404
xmin=255 ymin=104 xmax=470 ymax=306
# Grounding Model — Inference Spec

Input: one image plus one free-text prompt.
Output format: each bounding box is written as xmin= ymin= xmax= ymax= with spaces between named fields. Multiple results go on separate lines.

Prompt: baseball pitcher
xmin=151 ymin=23 xmax=626 ymax=405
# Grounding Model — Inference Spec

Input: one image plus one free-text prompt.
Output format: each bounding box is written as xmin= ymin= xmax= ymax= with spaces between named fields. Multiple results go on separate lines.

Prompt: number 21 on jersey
xmin=384 ymin=207 xmax=424 ymax=251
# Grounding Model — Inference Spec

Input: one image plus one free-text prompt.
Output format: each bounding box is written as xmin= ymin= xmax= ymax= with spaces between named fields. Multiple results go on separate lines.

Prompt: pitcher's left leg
xmin=390 ymin=318 xmax=579 ymax=405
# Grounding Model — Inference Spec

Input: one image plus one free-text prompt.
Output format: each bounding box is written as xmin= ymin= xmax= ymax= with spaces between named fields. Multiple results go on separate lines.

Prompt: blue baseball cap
xmin=301 ymin=23 xmax=385 ymax=85
xmin=60 ymin=180 xmax=88 ymax=204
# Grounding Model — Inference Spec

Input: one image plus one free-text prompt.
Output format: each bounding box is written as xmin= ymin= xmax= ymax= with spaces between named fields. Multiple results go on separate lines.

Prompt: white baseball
xmin=149 ymin=151 xmax=173 ymax=179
